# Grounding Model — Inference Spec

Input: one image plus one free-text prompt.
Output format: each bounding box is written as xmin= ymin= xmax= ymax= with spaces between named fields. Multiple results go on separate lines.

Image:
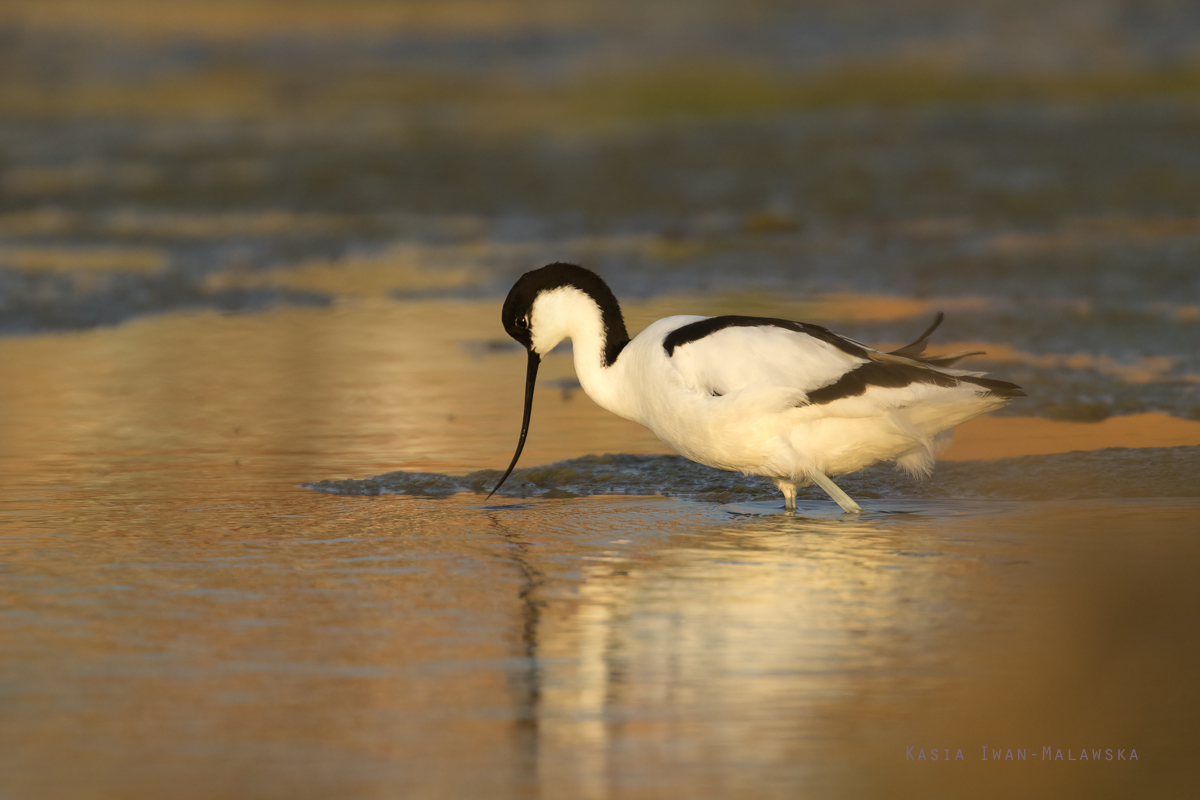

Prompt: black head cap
xmin=501 ymin=262 xmax=630 ymax=366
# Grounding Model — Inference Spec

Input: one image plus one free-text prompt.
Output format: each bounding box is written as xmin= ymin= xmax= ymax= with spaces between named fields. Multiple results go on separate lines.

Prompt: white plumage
xmin=490 ymin=263 xmax=1024 ymax=513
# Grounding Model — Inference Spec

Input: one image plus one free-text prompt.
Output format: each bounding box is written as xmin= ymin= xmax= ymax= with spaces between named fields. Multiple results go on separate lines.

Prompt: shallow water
xmin=5 ymin=8 xmax=1200 ymax=420
xmin=2 ymin=306 xmax=1198 ymax=799
xmin=4 ymin=484 xmax=1197 ymax=799
xmin=4 ymin=2 xmax=1200 ymax=797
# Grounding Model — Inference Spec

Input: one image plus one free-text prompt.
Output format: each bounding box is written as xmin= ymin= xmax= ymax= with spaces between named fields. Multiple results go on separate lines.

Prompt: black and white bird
xmin=489 ymin=263 xmax=1024 ymax=512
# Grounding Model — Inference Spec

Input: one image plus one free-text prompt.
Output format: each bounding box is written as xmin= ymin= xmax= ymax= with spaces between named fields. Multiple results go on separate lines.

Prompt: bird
xmin=487 ymin=262 xmax=1024 ymax=513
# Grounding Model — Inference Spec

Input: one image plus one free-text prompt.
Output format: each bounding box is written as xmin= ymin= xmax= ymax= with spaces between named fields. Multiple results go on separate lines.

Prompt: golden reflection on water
xmin=2 ymin=489 xmax=1195 ymax=798
xmin=1 ymin=304 xmax=1197 ymax=798
xmin=2 ymin=301 xmax=1197 ymax=495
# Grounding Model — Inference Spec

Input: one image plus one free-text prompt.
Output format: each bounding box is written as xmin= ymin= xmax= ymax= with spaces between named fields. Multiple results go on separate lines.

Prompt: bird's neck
xmin=532 ymin=287 xmax=632 ymax=417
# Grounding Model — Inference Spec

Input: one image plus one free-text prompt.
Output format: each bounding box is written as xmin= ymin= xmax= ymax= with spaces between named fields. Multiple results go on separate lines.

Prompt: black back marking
xmin=804 ymin=362 xmax=1026 ymax=406
xmin=662 ymin=315 xmax=869 ymax=359
xmin=502 ymin=263 xmax=630 ymax=366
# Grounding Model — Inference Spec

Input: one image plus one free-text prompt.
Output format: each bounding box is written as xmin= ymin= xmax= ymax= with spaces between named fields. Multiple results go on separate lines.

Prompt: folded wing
xmin=662 ymin=314 xmax=1024 ymax=405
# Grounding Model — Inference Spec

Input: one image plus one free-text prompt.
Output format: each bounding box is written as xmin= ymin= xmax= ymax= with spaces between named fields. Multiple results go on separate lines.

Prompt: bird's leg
xmin=806 ymin=471 xmax=863 ymax=514
xmin=774 ymin=480 xmax=798 ymax=511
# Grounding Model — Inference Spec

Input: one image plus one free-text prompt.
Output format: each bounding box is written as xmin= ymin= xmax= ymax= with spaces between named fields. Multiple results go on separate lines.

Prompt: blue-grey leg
xmin=806 ymin=471 xmax=864 ymax=514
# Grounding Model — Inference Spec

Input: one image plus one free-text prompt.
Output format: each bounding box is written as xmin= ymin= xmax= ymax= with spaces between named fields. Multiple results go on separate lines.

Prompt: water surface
xmin=4 ymin=2 xmax=1200 ymax=797
xmin=2 ymin=308 xmax=1197 ymax=799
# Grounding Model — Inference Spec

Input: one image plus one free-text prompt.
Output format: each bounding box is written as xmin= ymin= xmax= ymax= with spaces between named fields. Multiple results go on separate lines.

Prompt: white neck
xmin=530 ymin=287 xmax=629 ymax=418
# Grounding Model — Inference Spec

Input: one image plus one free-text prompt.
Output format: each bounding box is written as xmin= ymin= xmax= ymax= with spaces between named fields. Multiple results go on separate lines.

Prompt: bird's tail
xmin=888 ymin=312 xmax=986 ymax=367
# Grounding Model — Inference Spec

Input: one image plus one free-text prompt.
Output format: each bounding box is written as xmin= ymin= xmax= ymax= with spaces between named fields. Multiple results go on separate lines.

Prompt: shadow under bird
xmin=488 ymin=263 xmax=1024 ymax=512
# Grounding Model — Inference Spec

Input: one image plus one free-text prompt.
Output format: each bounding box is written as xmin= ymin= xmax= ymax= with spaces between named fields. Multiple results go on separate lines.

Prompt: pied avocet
xmin=488 ymin=263 xmax=1024 ymax=512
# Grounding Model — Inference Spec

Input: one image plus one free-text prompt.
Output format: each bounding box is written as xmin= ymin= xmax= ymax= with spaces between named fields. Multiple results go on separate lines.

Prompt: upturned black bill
xmin=487 ymin=350 xmax=540 ymax=499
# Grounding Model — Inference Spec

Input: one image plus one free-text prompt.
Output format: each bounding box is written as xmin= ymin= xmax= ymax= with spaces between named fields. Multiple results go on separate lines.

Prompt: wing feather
xmin=663 ymin=317 xmax=864 ymax=399
xmin=663 ymin=314 xmax=1024 ymax=404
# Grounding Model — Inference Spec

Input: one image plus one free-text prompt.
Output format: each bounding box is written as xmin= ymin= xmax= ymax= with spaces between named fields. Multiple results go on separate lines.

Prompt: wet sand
xmin=941 ymin=413 xmax=1200 ymax=461
xmin=1 ymin=305 xmax=1197 ymax=799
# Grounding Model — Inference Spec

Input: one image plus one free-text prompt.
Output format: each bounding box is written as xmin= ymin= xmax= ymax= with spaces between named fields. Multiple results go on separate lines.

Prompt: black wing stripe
xmin=804 ymin=362 xmax=1026 ymax=406
xmin=663 ymin=315 xmax=868 ymax=358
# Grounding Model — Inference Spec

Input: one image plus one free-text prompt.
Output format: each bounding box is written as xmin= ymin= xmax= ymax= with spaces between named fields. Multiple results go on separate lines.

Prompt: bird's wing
xmin=662 ymin=315 xmax=1023 ymax=405
xmin=662 ymin=315 xmax=868 ymax=399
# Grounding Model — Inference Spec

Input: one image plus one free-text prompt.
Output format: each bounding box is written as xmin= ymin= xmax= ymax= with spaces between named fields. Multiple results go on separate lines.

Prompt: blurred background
xmin=2 ymin=0 xmax=1200 ymax=421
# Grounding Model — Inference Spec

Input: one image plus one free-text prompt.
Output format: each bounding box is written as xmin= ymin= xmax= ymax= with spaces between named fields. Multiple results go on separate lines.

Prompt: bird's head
xmin=488 ymin=263 xmax=628 ymax=499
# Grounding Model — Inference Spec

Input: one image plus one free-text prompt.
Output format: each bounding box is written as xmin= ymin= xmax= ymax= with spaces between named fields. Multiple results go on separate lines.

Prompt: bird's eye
xmin=516 ymin=316 xmax=530 ymax=330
